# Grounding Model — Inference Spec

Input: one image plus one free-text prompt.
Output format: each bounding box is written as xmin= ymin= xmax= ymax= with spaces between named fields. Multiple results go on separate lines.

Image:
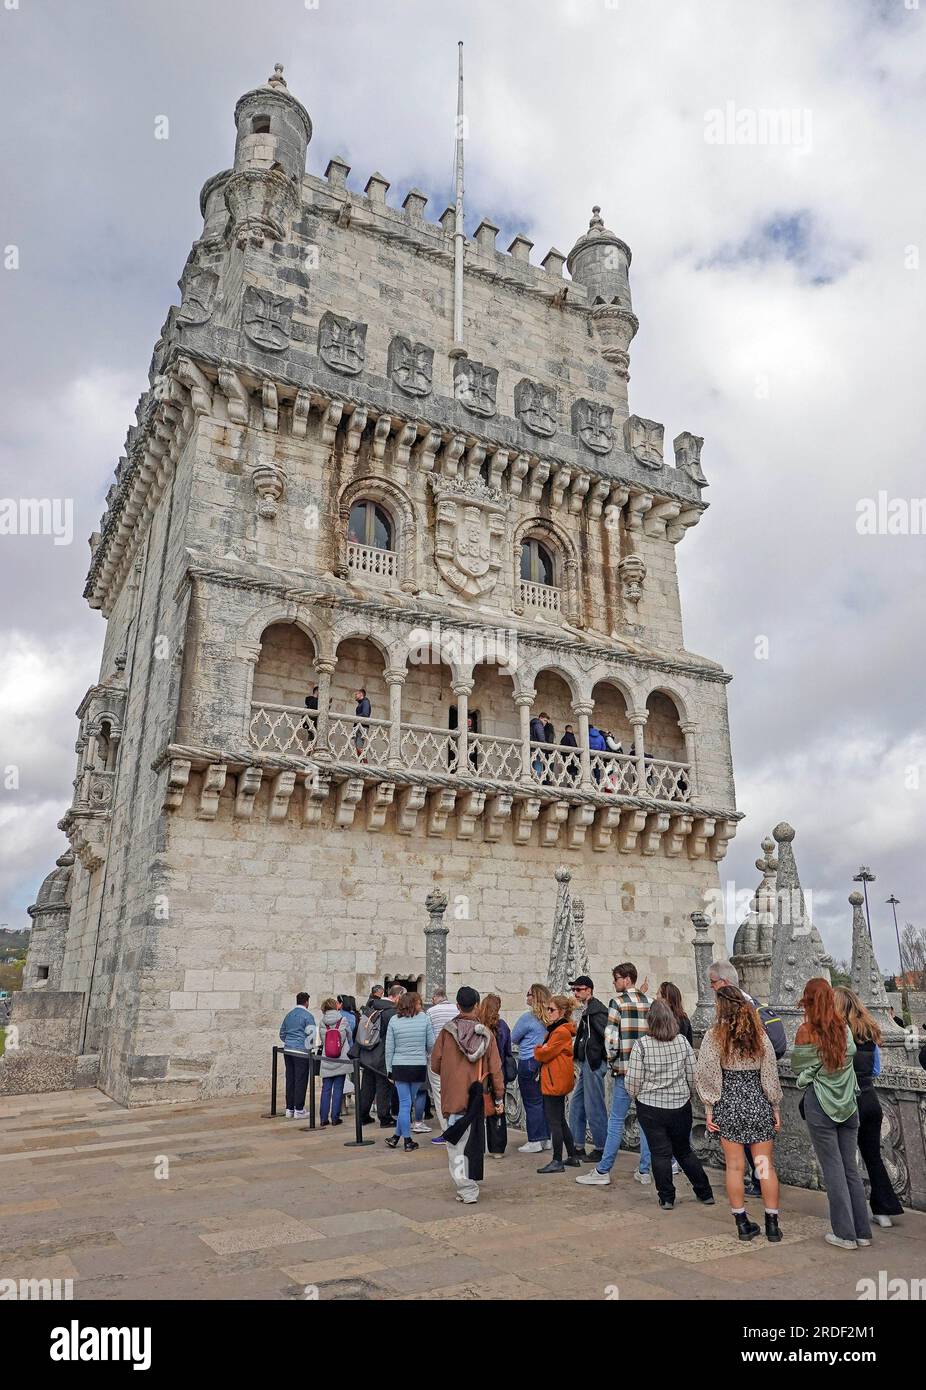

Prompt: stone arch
xmin=643 ymin=681 xmax=692 ymax=728
xmin=252 ymin=621 xmax=319 ymax=708
xmin=586 ymin=663 xmax=646 ymax=718
xmin=337 ymin=475 xmax=419 ymax=593
xmin=644 ymin=685 xmax=690 ymax=762
xmin=515 ymin=655 xmax=584 ymax=706
xmin=238 ymin=602 xmax=330 ymax=664
xmin=512 ymin=515 xmax=582 ymax=624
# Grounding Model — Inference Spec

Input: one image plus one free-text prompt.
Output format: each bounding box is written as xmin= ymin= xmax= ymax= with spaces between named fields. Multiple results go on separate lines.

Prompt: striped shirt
xmin=625 ymin=1034 xmax=696 ymax=1110
xmin=604 ymin=989 xmax=651 ymax=1076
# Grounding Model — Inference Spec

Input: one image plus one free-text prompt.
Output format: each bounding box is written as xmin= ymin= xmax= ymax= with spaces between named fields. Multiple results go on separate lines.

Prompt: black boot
xmin=403 ymin=1138 xmax=419 ymax=1152
xmin=734 ymin=1210 xmax=760 ymax=1242
xmin=385 ymin=1134 xmax=400 ymax=1149
xmin=765 ymin=1212 xmax=783 ymax=1243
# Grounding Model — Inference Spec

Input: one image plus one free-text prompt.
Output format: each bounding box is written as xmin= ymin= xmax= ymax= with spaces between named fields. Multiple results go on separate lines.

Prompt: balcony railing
xmin=327 ymin=713 xmax=391 ymax=765
xmin=469 ymin=732 xmax=523 ymax=781
xmin=247 ymin=704 xmax=692 ymax=803
xmin=249 ymin=703 xmax=318 ymax=756
xmin=590 ymin=750 xmax=639 ymax=794
xmin=346 ymin=542 xmax=397 ymax=581
xmin=519 ymin=579 xmax=561 ymax=615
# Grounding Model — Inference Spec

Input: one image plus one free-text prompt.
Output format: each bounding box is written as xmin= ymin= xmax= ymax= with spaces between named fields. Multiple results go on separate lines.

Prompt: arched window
xmin=520 ymin=537 xmax=556 ymax=587
xmin=346 ymin=500 xmax=397 ymax=581
xmin=348 ymin=500 xmax=393 ymax=551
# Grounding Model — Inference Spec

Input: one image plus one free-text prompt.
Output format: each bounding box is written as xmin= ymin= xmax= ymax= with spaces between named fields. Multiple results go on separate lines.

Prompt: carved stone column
xmin=572 ymin=701 xmax=594 ymax=789
xmin=384 ymin=667 xmax=406 ymax=770
xmin=516 ymin=693 xmax=534 ymax=784
xmin=313 ymin=658 xmax=336 ymax=761
xmin=424 ymin=887 xmax=450 ymax=1000
xmin=240 ymin=641 xmax=262 ymax=742
xmin=680 ymin=721 xmax=698 ymax=799
xmin=631 ymin=713 xmax=647 ymax=795
xmin=690 ymin=910 xmax=716 ymax=1038
xmin=452 ymin=681 xmax=473 ymax=775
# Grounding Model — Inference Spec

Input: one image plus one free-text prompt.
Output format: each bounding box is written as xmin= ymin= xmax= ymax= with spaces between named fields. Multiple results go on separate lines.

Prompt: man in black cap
xmin=568 ymin=974 xmax=609 ymax=1161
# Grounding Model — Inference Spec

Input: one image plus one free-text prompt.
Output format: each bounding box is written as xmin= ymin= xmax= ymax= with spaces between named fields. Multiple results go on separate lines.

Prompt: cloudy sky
xmin=1 ymin=0 xmax=923 ymax=972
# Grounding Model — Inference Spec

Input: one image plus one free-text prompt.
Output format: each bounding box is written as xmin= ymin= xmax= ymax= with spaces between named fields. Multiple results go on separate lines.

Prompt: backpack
xmin=323 ymin=1021 xmax=344 ymax=1059
xmin=757 ymin=1006 xmax=787 ymax=1060
xmin=356 ymin=1006 xmax=382 ymax=1051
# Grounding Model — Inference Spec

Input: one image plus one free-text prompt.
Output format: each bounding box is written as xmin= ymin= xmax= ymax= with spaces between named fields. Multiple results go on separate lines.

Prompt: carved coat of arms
xmin=515 ymin=379 xmax=557 ymax=437
xmin=429 ymin=476 xmax=509 ymax=598
xmin=177 ymin=268 xmax=218 ymax=327
xmin=388 ymin=336 xmax=433 ymax=396
xmin=572 ymin=398 xmax=614 ymax=455
xmin=624 ymin=415 xmax=664 ymax=469
xmin=318 ymin=311 xmax=367 ymax=374
xmin=453 ymin=358 xmax=498 ymax=418
xmin=242 ymin=287 xmax=292 ymax=353
xmin=673 ymin=430 xmax=707 ymax=485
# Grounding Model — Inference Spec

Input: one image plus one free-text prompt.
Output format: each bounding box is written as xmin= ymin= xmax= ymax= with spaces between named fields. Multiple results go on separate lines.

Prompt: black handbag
xmin=503 ymin=1052 xmax=517 ymax=1084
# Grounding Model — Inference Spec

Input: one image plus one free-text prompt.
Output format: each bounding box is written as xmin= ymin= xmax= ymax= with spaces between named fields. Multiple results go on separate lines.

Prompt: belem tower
xmin=5 ymin=66 xmax=741 ymax=1105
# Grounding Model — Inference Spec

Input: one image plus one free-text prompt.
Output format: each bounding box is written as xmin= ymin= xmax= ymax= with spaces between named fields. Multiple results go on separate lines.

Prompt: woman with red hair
xmin=791 ymin=977 xmax=871 ymax=1251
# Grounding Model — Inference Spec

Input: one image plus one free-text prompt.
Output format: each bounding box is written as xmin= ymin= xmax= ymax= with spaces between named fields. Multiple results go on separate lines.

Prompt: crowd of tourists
xmin=277 ymin=962 xmax=904 ymax=1242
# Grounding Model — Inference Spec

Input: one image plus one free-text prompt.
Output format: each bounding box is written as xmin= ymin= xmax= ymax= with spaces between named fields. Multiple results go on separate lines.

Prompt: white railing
xmin=247 ymin=704 xmax=692 ymax=803
xmin=519 ymin=579 xmax=561 ymax=614
xmin=401 ymin=722 xmax=457 ymax=774
xmin=346 ymin=542 xmax=397 ymax=581
xmin=590 ymin=750 xmax=639 ymax=794
xmin=249 ymin=703 xmax=318 ymax=756
xmin=327 ymin=713 xmax=391 ymax=767
xmin=468 ymin=732 xmax=523 ymax=781
xmin=529 ymin=741 xmax=581 ymax=788
xmin=644 ymin=758 xmax=692 ymax=802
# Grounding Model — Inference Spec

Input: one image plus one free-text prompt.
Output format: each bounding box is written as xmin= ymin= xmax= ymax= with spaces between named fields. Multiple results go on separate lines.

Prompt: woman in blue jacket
xmin=384 ymin=992 xmax=435 ymax=1152
xmin=512 ymin=983 xmax=552 ymax=1153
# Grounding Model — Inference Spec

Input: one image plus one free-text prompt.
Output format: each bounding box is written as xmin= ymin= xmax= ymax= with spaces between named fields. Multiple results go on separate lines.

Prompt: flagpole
xmin=451 ymin=40 xmax=466 ymax=355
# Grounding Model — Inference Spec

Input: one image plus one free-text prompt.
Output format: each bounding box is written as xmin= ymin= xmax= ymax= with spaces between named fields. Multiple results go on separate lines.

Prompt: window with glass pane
xmin=520 ymin=538 xmax=555 ymax=586
xmin=348 ymin=500 xmax=393 ymax=550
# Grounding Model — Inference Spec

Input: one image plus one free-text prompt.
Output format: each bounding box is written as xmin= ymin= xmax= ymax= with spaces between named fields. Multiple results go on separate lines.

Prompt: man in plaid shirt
xmin=576 ymin=961 xmax=653 ymax=1187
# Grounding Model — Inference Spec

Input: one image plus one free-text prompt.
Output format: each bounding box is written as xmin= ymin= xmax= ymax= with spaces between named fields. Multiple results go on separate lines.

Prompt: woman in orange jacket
xmin=533 ymin=995 xmax=581 ymax=1175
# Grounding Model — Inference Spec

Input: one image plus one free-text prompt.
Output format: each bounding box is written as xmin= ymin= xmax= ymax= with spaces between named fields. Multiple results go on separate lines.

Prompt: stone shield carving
xmin=572 ymin=398 xmax=614 ymax=455
xmin=318 ymin=311 xmax=367 ymax=375
xmin=674 ymin=430 xmax=707 ymax=485
xmin=388 ymin=336 xmax=433 ymax=396
xmin=177 ymin=268 xmax=219 ymax=327
xmin=514 ymin=378 xmax=557 ymax=437
xmin=453 ymin=359 xmax=498 ymax=418
xmin=242 ymin=287 xmax=293 ymax=353
xmin=625 ymin=415 xmax=664 ymax=469
xmin=428 ymin=476 xmax=509 ymax=598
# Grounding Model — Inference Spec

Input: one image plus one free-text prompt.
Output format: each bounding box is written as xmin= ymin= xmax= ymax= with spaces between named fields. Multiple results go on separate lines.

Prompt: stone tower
xmin=6 ymin=67 xmax=739 ymax=1104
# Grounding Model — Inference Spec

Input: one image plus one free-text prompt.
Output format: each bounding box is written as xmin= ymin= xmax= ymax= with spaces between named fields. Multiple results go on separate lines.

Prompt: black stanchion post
xmin=344 ymin=1056 xmax=375 ymax=1147
xmin=263 ymin=1045 xmax=280 ymax=1119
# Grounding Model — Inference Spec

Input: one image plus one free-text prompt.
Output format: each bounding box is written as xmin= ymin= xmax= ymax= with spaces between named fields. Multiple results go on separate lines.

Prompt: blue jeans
xmin=320 ymin=1074 xmax=345 ymax=1123
xmin=517 ymin=1061 xmax=549 ymax=1142
xmin=598 ymin=1075 xmax=651 ymax=1174
xmin=395 ymin=1080 xmax=419 ymax=1138
xmin=569 ymin=1059 xmax=608 ymax=1151
xmin=414 ymin=1082 xmax=428 ymax=1123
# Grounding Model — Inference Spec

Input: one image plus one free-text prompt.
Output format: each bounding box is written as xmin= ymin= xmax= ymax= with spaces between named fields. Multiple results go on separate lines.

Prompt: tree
xmin=900 ymin=924 xmax=926 ymax=989
xmin=830 ymin=957 xmax=852 ymax=988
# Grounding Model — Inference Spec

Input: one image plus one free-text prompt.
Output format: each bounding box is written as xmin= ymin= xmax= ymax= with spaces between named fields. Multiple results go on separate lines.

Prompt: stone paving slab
xmin=1 ymin=1088 xmax=923 ymax=1302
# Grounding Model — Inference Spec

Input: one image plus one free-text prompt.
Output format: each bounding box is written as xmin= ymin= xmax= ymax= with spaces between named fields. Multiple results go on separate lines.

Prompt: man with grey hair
xmin=708 ymin=960 xmax=747 ymax=994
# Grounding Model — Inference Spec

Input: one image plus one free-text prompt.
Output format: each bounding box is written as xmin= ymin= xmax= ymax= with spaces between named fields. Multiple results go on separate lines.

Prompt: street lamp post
xmin=886 ymin=894 xmax=904 ymax=982
xmin=853 ymin=867 xmax=875 ymax=942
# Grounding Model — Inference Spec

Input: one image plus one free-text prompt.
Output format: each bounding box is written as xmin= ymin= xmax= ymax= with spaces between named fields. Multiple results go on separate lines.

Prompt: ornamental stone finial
xmin=268 ymin=63 xmax=287 ymax=90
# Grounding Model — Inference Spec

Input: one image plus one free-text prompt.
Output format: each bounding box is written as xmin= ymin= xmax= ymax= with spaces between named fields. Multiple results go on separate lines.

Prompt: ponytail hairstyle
xmin=547 ymin=994 xmax=577 ymax=1022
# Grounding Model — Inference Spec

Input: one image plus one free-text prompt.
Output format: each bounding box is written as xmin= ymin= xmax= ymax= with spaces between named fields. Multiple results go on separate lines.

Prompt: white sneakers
xmin=411 ymin=1122 xmax=432 ymax=1134
xmin=872 ymin=1214 xmax=893 ymax=1228
xmin=293 ymin=1109 xmax=307 ymax=1119
xmin=518 ymin=1140 xmax=552 ymax=1153
xmin=633 ymin=1170 xmax=652 ymax=1186
xmin=576 ymin=1169 xmax=611 ymax=1186
xmin=285 ymin=1109 xmax=295 ymax=1119
xmin=824 ymin=1232 xmax=858 ymax=1250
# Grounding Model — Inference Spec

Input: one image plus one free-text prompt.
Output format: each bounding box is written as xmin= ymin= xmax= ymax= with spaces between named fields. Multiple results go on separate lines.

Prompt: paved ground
xmin=1 ymin=1087 xmax=923 ymax=1301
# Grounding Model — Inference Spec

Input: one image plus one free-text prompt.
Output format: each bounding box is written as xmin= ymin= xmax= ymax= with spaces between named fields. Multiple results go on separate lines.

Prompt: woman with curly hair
xmin=833 ymin=986 xmax=903 ymax=1228
xmin=695 ymin=986 xmax=782 ymax=1243
xmin=792 ymin=977 xmax=870 ymax=1250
